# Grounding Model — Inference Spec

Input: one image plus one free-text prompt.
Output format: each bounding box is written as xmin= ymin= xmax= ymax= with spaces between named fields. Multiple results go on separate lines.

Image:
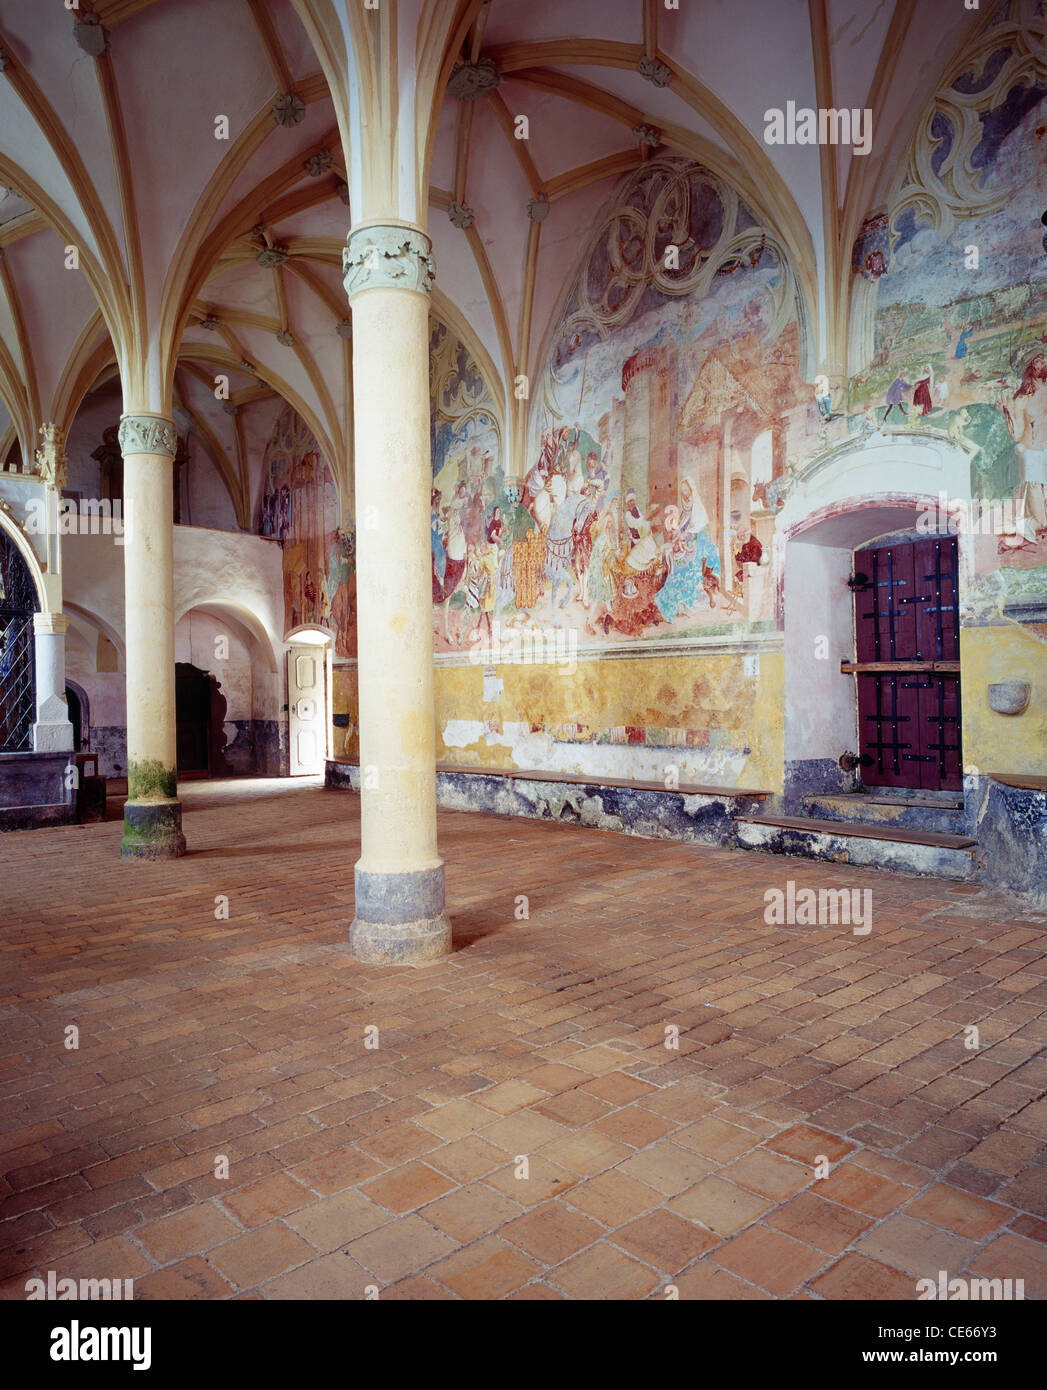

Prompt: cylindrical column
xmin=32 ymin=611 xmax=74 ymax=752
xmin=343 ymin=223 xmax=450 ymax=964
xmin=117 ymin=412 xmax=186 ymax=859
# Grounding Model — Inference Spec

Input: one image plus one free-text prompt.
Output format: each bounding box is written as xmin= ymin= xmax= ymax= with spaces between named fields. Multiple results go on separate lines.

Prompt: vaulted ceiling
xmin=0 ymin=0 xmax=1031 ymax=523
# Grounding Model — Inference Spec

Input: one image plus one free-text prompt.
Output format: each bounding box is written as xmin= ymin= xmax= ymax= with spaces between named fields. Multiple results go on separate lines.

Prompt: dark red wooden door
xmin=853 ymin=537 xmax=961 ymax=791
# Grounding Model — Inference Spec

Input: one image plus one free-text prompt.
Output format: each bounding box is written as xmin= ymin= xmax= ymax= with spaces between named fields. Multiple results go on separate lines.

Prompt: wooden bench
xmin=434 ymin=763 xmax=771 ymax=800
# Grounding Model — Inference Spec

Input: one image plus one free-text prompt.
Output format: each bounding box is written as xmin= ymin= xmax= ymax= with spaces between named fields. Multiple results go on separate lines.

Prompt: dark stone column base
xmin=121 ymin=801 xmax=187 ymax=860
xmin=350 ymin=862 xmax=451 ymax=964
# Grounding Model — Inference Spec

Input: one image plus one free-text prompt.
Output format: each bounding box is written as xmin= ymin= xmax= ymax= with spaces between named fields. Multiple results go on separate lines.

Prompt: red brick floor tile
xmin=290 ymin=1147 xmax=386 ymax=1195
xmin=501 ymin=1202 xmax=603 ymax=1264
xmin=137 ymin=1202 xmax=240 ymax=1263
xmin=855 ymin=1214 xmax=977 ymax=1279
xmin=133 ymin=1257 xmax=235 ymax=1300
xmin=765 ymin=1191 xmax=874 ymax=1254
xmin=563 ymin=1171 xmax=663 ymax=1228
xmin=421 ymin=1183 xmax=523 ymax=1242
xmin=762 ymin=1124 xmax=855 ymax=1166
xmin=431 ymin=1235 xmax=541 ymax=1299
xmin=816 ymin=1162 xmax=918 ymax=1217
xmin=714 ymin=1226 xmax=828 ymax=1296
xmin=549 ymin=1241 xmax=662 ymax=1299
xmin=722 ymin=1149 xmax=811 ymax=1201
xmin=344 ymin=1215 xmax=458 ymax=1283
xmin=360 ymin=1162 xmax=456 ymax=1214
xmin=668 ymin=1177 xmax=774 ymax=1235
xmin=672 ymin=1262 xmax=772 ymax=1300
xmin=203 ymin=1221 xmax=312 ymax=1289
xmin=284 ymin=1190 xmax=390 ymax=1252
xmin=263 ymin=1251 xmax=376 ymax=1300
xmin=614 ymin=1209 xmax=719 ymax=1273
xmin=965 ymin=1232 xmax=1047 ymax=1299
xmin=219 ymin=1173 xmax=313 ymax=1228
xmin=904 ymin=1183 xmax=1011 ymax=1240
xmin=810 ymin=1253 xmax=919 ymax=1300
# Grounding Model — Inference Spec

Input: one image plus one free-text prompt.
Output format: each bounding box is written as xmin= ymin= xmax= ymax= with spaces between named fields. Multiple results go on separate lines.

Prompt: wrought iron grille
xmin=0 ymin=529 xmax=38 ymax=752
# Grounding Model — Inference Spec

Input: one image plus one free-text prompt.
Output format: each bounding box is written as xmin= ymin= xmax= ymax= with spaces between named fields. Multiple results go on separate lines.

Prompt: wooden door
xmin=853 ymin=537 xmax=961 ymax=791
xmin=287 ymin=647 xmax=326 ymax=776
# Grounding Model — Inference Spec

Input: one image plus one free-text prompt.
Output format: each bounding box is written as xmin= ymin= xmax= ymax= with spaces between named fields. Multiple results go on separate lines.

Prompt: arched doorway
xmin=850 ymin=531 xmax=962 ymax=791
xmin=175 ymin=663 xmax=232 ymax=779
xmin=0 ymin=526 xmax=38 ymax=752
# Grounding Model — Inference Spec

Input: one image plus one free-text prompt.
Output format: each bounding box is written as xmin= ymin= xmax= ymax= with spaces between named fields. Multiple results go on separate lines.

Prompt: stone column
xmin=117 ymin=412 xmax=186 ymax=859
xmin=342 ymin=223 xmax=450 ymax=964
xmin=32 ymin=612 xmax=73 ymax=752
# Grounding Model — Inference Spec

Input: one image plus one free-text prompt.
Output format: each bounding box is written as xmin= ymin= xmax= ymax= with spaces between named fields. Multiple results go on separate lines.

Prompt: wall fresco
xmin=259 ymin=405 xmax=356 ymax=658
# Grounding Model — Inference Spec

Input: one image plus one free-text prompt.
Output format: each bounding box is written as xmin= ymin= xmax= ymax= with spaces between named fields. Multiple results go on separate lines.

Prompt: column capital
xmin=33 ymin=611 xmax=69 ymax=635
xmin=119 ymin=413 xmax=176 ymax=458
xmin=343 ymin=224 xmax=434 ymax=301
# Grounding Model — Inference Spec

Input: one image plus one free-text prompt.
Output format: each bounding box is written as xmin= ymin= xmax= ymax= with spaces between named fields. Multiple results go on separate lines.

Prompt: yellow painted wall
xmin=961 ymin=625 xmax=1047 ymax=776
xmin=332 ymin=666 xmax=359 ymax=761
xmin=431 ymin=650 xmax=785 ymax=792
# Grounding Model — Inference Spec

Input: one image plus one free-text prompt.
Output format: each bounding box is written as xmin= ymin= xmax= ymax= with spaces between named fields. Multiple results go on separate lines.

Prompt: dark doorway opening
xmin=852 ymin=535 xmax=962 ymax=791
xmin=175 ymin=663 xmax=231 ymax=779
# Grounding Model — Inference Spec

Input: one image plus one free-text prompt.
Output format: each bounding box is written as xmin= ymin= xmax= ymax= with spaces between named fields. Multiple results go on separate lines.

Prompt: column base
xmin=350 ymin=863 xmax=452 ymax=964
xmin=33 ymin=722 xmax=74 ymax=753
xmin=121 ymin=801 xmax=186 ymax=860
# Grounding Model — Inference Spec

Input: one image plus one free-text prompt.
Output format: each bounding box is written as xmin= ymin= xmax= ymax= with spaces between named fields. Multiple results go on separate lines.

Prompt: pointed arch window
xmin=0 ymin=528 xmax=39 ymax=752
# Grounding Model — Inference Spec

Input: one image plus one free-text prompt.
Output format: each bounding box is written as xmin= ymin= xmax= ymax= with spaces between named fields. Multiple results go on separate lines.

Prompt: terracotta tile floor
xmin=2 ymin=778 xmax=1047 ymax=1300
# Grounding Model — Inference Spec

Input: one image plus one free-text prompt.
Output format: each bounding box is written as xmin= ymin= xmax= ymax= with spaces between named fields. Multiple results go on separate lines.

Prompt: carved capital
xmin=119 ymin=413 xmax=177 ymax=459
xmin=342 ymin=225 xmax=435 ymax=300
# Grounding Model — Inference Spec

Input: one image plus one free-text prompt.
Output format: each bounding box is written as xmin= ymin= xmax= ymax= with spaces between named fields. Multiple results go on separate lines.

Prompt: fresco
xmin=845 ymin=31 xmax=1047 ymax=607
xmin=429 ymin=159 xmax=807 ymax=652
xmin=429 ymin=320 xmax=503 ymax=649
xmin=259 ymin=405 xmax=356 ymax=658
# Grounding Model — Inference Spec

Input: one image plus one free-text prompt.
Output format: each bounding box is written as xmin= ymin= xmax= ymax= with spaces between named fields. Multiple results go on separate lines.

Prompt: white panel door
xmin=287 ymin=647 xmax=326 ymax=775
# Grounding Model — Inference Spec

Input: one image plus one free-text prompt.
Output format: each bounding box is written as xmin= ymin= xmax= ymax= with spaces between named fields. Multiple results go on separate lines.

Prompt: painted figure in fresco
xmin=586 ymin=511 xmax=619 ymax=635
xmin=515 ymin=525 xmax=546 ymax=610
xmin=1006 ymin=350 xmax=1047 ymax=540
xmin=586 ymin=450 xmax=610 ymax=500
xmin=278 ymin=485 xmax=291 ymax=541
xmin=572 ymin=484 xmax=600 ymax=609
xmin=655 ymin=479 xmax=720 ymax=622
xmin=813 ymin=374 xmax=833 ymax=421
xmin=486 ymin=506 xmax=503 ymax=544
xmin=734 ymin=530 xmax=763 ymax=587
xmin=523 ymin=457 xmax=549 ymax=516
xmin=545 ymin=474 xmax=582 ymax=611
xmin=431 ymin=489 xmax=447 ymax=589
xmin=433 ymin=500 xmax=466 ymax=608
xmin=955 ymin=326 xmax=973 ymax=360
xmin=913 ymin=365 xmax=934 ymax=416
xmin=947 ymin=407 xmax=981 ymax=459
xmin=533 ymin=472 xmax=556 ymax=532
xmin=884 ymin=373 xmax=912 ymax=423
xmin=463 ymin=543 xmax=496 ymax=641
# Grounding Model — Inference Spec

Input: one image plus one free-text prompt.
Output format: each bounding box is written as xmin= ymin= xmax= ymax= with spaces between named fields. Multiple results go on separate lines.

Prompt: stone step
xmin=736 ymin=813 xmax=977 ymax=882
xmin=803 ymin=791 xmax=967 ymax=836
